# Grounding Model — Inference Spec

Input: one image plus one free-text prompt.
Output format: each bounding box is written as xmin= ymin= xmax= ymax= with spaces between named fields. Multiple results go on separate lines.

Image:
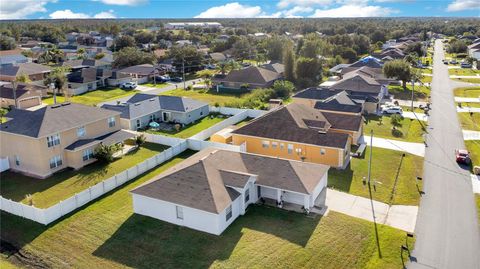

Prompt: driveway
xmin=360 ymin=135 xmax=425 ymax=157
xmin=409 ymin=39 xmax=480 ymax=269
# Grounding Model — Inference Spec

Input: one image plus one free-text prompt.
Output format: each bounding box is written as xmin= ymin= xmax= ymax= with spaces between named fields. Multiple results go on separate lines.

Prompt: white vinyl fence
xmin=0 ymin=142 xmax=188 ymax=225
xmin=210 ymin=106 xmax=266 ymax=118
xmin=0 ymin=157 xmax=9 ymax=173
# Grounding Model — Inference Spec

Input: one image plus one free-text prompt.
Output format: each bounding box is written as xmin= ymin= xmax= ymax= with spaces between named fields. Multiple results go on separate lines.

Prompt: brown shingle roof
xmin=130 ymin=148 xmax=329 ymax=213
xmin=232 ymin=103 xmax=350 ymax=149
xmin=214 ymin=66 xmax=281 ymax=85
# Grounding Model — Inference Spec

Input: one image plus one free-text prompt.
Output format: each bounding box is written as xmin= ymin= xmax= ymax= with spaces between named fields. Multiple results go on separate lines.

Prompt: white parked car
xmin=381 ymin=106 xmax=403 ymax=115
xmin=120 ymin=82 xmax=137 ymax=89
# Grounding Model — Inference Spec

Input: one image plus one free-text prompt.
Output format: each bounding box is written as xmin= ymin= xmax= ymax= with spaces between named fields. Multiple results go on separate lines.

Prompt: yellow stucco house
xmin=230 ymin=103 xmax=363 ymax=169
xmin=0 ymin=102 xmax=134 ymax=178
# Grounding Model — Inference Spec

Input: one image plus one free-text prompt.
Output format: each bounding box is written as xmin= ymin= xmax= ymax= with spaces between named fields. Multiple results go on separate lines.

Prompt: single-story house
xmin=0 ymin=63 xmax=51 ymax=83
xmin=66 ymin=67 xmax=98 ymax=95
xmin=260 ymin=62 xmax=285 ymax=75
xmin=212 ymin=66 xmax=282 ymax=92
xmin=101 ymin=93 xmax=209 ymax=130
xmin=230 ymin=103 xmax=363 ymax=168
xmin=106 ymin=71 xmax=132 ymax=86
xmin=130 ymin=148 xmax=329 ymax=235
xmin=0 ymin=83 xmax=47 ymax=109
xmin=118 ymin=64 xmax=163 ymax=84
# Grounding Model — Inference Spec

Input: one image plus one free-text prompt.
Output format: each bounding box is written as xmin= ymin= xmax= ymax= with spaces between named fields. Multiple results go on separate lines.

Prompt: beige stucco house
xmin=0 ymin=102 xmax=134 ymax=178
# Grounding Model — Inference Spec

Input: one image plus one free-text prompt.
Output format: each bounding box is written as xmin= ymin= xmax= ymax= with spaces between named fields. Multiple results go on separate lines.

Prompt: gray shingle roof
xmin=130 ymin=148 xmax=329 ymax=214
xmin=213 ymin=66 xmax=282 ymax=85
xmin=65 ymin=129 xmax=134 ymax=151
xmin=1 ymin=102 xmax=120 ymax=138
xmin=0 ymin=63 xmax=51 ymax=77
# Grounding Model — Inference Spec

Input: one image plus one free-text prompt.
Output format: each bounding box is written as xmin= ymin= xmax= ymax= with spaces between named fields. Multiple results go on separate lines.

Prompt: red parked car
xmin=455 ymin=149 xmax=471 ymax=165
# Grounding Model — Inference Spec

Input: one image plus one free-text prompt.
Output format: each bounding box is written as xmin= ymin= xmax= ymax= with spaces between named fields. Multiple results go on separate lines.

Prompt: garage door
xmin=18 ymin=97 xmax=40 ymax=109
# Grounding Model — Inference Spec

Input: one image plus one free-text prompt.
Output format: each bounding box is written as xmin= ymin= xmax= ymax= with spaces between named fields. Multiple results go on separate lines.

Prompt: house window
xmin=47 ymin=134 xmax=60 ymax=148
xmin=49 ymin=155 xmax=62 ymax=169
xmin=77 ymin=126 xmax=86 ymax=137
xmin=136 ymin=119 xmax=141 ymax=128
xmin=226 ymin=205 xmax=232 ymax=221
xmin=149 ymin=114 xmax=155 ymax=122
xmin=15 ymin=155 xmax=20 ymax=166
xmin=88 ymin=83 xmax=93 ymax=90
xmin=280 ymin=143 xmax=284 ymax=150
xmin=245 ymin=189 xmax=250 ymax=203
xmin=200 ymin=111 xmax=203 ymax=116
xmin=295 ymin=148 xmax=302 ymax=155
xmin=287 ymin=144 xmax=293 ymax=154
xmin=176 ymin=206 xmax=183 ymax=220
xmin=271 ymin=142 xmax=278 ymax=149
xmin=320 ymin=149 xmax=326 ymax=155
xmin=108 ymin=117 xmax=116 ymax=127
xmin=262 ymin=140 xmax=270 ymax=149
xmin=82 ymin=148 xmax=94 ymax=161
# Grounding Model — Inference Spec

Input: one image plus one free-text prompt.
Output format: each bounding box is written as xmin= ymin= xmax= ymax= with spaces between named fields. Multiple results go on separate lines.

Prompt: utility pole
xmin=182 ymin=57 xmax=186 ymax=90
xmin=411 ymin=79 xmax=415 ymax=112
xmin=367 ymin=129 xmax=373 ymax=185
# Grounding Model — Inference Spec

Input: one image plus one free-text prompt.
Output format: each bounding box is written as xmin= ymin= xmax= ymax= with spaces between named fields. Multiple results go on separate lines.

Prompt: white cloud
xmin=94 ymin=10 xmax=116 ymax=18
xmin=446 ymin=0 xmax=480 ymax=11
xmin=49 ymin=9 xmax=116 ymax=19
xmin=277 ymin=0 xmax=332 ymax=9
xmin=310 ymin=3 xmax=397 ymax=17
xmin=0 ymin=0 xmax=56 ymax=20
xmin=95 ymin=0 xmax=147 ymax=6
xmin=195 ymin=2 xmax=264 ymax=18
xmin=284 ymin=6 xmax=314 ymax=16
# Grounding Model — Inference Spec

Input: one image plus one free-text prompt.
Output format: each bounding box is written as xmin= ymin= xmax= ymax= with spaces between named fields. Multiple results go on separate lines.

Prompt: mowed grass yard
xmin=0 ymin=143 xmax=168 ymax=208
xmin=329 ymin=147 xmax=423 ymax=205
xmin=147 ymin=115 xmax=226 ymax=138
xmin=1 ymin=148 xmax=410 ymax=268
xmin=42 ymin=87 xmax=138 ymax=106
xmin=458 ymin=112 xmax=480 ymax=131
xmin=453 ymin=78 xmax=480 ymax=84
xmin=457 ymin=102 xmax=480 ymax=108
xmin=454 ymin=87 xmax=480 ymax=98
xmin=162 ymin=88 xmax=248 ymax=106
xmin=388 ymin=85 xmax=430 ymax=101
xmin=448 ymin=68 xmax=480 ymax=76
xmin=476 ymin=194 xmax=480 ymax=227
xmin=364 ymin=115 xmax=426 ymax=143
xmin=465 ymin=140 xmax=480 ymax=168
xmin=140 ymin=82 xmax=169 ymax=88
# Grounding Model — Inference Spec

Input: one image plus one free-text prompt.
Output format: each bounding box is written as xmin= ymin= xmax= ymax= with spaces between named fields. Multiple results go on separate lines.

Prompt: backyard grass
xmin=0 ymin=152 xmax=410 ymax=269
xmin=42 ymin=87 xmax=138 ymax=106
xmin=465 ymin=140 xmax=480 ymax=168
xmin=476 ymin=194 xmax=480 ymax=227
xmin=388 ymin=85 xmax=430 ymax=101
xmin=147 ymin=115 xmax=226 ymax=138
xmin=421 ymin=76 xmax=432 ymax=83
xmin=457 ymin=102 xmax=480 ymax=108
xmin=448 ymin=68 xmax=480 ymax=76
xmin=162 ymin=88 xmax=248 ymax=106
xmin=364 ymin=115 xmax=426 ymax=143
xmin=454 ymin=87 xmax=480 ymax=98
xmin=0 ymin=143 xmax=168 ymax=208
xmin=329 ymin=147 xmax=424 ymax=205
xmin=457 ymin=112 xmax=480 ymax=131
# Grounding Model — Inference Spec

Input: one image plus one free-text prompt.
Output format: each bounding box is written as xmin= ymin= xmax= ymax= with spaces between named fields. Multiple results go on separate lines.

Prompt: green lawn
xmin=162 ymin=88 xmax=248 ymax=106
xmin=448 ymin=68 xmax=480 ymax=76
xmin=421 ymin=76 xmax=432 ymax=83
xmin=147 ymin=115 xmax=226 ymax=138
xmin=0 ymin=143 xmax=168 ymax=208
xmin=43 ymin=87 xmax=138 ymax=106
xmin=364 ymin=115 xmax=426 ymax=143
xmin=329 ymin=147 xmax=424 ymax=205
xmin=413 ymin=67 xmax=432 ymax=74
xmin=457 ymin=102 xmax=480 ymax=108
xmin=388 ymin=85 xmax=430 ymax=101
xmin=476 ymin=194 xmax=480 ymax=228
xmin=454 ymin=87 xmax=480 ymax=98
xmin=141 ymin=83 xmax=169 ymax=88
xmin=452 ymin=78 xmax=480 ymax=84
xmin=0 ymin=148 xmax=410 ymax=269
xmin=458 ymin=113 xmax=480 ymax=131
xmin=465 ymin=141 xmax=480 ymax=168
xmin=400 ymin=106 xmax=426 ymax=113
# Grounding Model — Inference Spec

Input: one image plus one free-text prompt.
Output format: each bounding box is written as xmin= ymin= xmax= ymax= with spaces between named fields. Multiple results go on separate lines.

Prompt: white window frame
xmin=47 ymin=134 xmax=61 ymax=148
xmin=77 ymin=126 xmax=86 ymax=137
xmin=226 ymin=205 xmax=232 ymax=221
xmin=83 ymin=148 xmax=94 ymax=161
xmin=271 ymin=141 xmax=278 ymax=149
xmin=108 ymin=116 xmax=116 ymax=127
xmin=49 ymin=155 xmax=62 ymax=169
xmin=320 ymin=148 xmax=326 ymax=155
xmin=136 ymin=119 xmax=141 ymax=128
xmin=176 ymin=206 xmax=183 ymax=220
xmin=295 ymin=148 xmax=302 ymax=155
xmin=287 ymin=144 xmax=293 ymax=154
xmin=261 ymin=140 xmax=270 ymax=149
xmin=280 ymin=143 xmax=284 ymax=150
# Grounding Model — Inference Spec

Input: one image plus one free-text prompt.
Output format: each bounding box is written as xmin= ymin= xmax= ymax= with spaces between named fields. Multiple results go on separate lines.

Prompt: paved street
xmin=99 ymin=78 xmax=203 ymax=106
xmin=409 ymin=40 xmax=480 ymax=268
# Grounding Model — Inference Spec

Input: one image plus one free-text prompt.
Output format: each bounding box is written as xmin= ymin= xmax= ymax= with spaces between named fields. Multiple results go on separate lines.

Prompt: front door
xmin=257 ymin=185 xmax=261 ymax=199
xmin=162 ymin=112 xmax=170 ymax=122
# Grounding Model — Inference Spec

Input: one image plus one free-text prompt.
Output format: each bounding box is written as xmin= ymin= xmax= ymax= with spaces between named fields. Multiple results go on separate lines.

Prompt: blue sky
xmin=1 ymin=0 xmax=479 ymax=20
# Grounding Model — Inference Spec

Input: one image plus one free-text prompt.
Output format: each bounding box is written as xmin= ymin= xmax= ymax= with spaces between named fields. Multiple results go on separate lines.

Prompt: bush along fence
xmin=0 ymin=142 xmax=188 ymax=225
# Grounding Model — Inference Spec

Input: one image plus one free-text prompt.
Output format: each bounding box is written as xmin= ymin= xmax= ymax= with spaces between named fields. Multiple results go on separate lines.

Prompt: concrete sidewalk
xmin=316 ymin=189 xmax=418 ymax=233
xmin=455 ymin=97 xmax=480 ymax=103
xmin=360 ymin=135 xmax=425 ymax=157
xmin=472 ymin=174 xmax=480 ymax=194
xmin=457 ymin=106 xmax=480 ymax=113
xmin=450 ymin=75 xmax=480 ymax=79
xmin=463 ymin=130 xmax=480 ymax=140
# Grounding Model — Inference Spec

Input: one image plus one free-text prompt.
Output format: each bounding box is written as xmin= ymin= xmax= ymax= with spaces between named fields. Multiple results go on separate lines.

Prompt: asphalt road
xmin=409 ymin=40 xmax=480 ymax=268
xmin=99 ymin=78 xmax=203 ymax=106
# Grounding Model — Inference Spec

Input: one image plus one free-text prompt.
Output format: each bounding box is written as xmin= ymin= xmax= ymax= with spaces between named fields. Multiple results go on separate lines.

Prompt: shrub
xmin=390 ymin=114 xmax=404 ymax=130
xmin=94 ymin=143 xmax=122 ymax=163
xmin=135 ymin=134 xmax=146 ymax=146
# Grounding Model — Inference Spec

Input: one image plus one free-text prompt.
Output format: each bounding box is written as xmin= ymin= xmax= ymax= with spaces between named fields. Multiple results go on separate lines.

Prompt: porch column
xmin=304 ymin=195 xmax=310 ymax=210
xmin=276 ymin=189 xmax=282 ymax=208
